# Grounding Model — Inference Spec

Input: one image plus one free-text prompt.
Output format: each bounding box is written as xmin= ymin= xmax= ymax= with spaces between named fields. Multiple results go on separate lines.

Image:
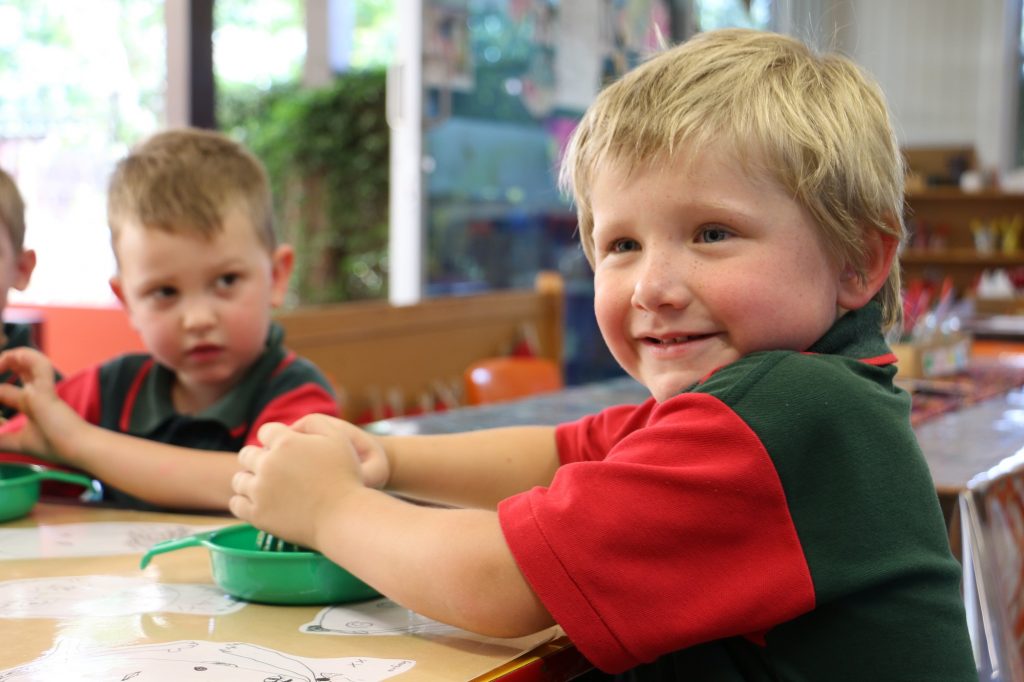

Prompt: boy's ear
xmin=836 ymin=223 xmax=899 ymax=311
xmin=11 ymin=249 xmax=36 ymax=291
xmin=109 ymin=275 xmax=128 ymax=309
xmin=269 ymin=245 xmax=295 ymax=308
xmin=109 ymin=275 xmax=142 ymax=330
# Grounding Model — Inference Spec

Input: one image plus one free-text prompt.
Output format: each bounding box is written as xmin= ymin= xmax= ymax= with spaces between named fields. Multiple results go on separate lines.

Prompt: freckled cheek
xmin=592 ymin=283 xmax=630 ymax=350
xmin=592 ymin=299 xmax=616 ymax=340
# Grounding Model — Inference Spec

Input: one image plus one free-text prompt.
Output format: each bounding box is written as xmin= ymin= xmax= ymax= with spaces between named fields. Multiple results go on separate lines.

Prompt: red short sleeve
xmin=555 ymin=400 xmax=658 ymax=464
xmin=499 ymin=393 xmax=815 ymax=673
xmin=243 ymin=383 xmax=338 ymax=446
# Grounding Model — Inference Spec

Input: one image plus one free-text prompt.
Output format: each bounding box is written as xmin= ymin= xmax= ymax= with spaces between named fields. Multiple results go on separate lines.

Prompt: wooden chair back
xmin=275 ymin=272 xmax=564 ymax=420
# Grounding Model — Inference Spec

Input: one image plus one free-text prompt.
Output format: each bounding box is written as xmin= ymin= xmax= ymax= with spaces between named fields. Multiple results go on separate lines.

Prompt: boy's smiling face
xmin=109 ymin=207 xmax=293 ymax=412
xmin=590 ymin=145 xmax=861 ymax=402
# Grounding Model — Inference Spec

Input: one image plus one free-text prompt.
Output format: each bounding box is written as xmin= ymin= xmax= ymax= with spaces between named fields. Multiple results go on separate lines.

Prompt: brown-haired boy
xmin=0 ymin=128 xmax=338 ymax=511
xmin=0 ymin=168 xmax=39 ymax=416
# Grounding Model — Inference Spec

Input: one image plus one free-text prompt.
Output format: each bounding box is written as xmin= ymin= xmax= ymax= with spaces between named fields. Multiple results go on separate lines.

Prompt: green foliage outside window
xmin=220 ymin=70 xmax=390 ymax=305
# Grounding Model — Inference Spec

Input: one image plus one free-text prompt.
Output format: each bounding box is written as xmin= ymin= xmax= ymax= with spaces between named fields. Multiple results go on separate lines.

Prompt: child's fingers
xmin=290 ymin=413 xmax=344 ymax=436
xmin=230 ymin=468 xmax=255 ymax=497
xmin=237 ymin=444 xmax=265 ymax=472
xmin=0 ymin=347 xmax=51 ymax=382
xmin=227 ymin=492 xmax=252 ymax=521
xmin=254 ymin=421 xmax=289 ymax=447
xmin=0 ymin=384 xmax=24 ymax=411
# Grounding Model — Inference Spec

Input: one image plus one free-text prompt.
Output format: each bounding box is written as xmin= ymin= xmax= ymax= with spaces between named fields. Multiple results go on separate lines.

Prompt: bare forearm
xmin=315 ymin=487 xmax=554 ymax=637
xmin=380 ymin=426 xmax=560 ymax=509
xmin=59 ymin=424 xmax=238 ymax=511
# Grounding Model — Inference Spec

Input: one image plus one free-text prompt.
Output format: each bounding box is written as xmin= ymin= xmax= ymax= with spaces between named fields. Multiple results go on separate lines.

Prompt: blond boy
xmin=229 ymin=31 xmax=975 ymax=679
xmin=0 ymin=128 xmax=338 ymax=511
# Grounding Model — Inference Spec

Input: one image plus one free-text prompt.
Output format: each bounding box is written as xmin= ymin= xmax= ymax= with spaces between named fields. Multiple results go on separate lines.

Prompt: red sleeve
xmin=55 ymin=366 xmax=104 ymax=424
xmin=499 ymin=393 xmax=815 ymax=673
xmin=555 ymin=399 xmax=658 ymax=464
xmin=243 ymin=383 xmax=339 ymax=446
xmin=0 ymin=366 xmax=102 ymax=443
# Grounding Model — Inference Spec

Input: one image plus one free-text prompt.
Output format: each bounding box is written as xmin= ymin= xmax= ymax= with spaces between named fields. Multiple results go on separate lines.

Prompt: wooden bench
xmin=275 ymin=272 xmax=564 ymax=422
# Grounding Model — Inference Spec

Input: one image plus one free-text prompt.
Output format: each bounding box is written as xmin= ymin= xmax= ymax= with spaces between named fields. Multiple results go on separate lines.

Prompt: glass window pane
xmin=422 ymin=0 xmax=676 ymax=384
xmin=214 ymin=0 xmax=305 ymax=89
xmin=0 ymin=0 xmax=164 ymax=305
xmin=216 ymin=1 xmax=396 ymax=306
xmin=351 ymin=0 xmax=398 ymax=68
xmin=696 ymin=0 xmax=772 ymax=31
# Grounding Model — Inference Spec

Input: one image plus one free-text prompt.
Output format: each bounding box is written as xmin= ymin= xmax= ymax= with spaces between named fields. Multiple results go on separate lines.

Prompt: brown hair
xmin=107 ymin=127 xmax=276 ymax=251
xmin=0 ymin=168 xmax=27 ymax=252
xmin=560 ymin=28 xmax=906 ymax=331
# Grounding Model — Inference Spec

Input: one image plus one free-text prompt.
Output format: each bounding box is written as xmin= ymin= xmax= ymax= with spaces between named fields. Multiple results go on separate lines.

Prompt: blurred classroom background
xmin=1 ymin=0 xmax=1023 ymax=388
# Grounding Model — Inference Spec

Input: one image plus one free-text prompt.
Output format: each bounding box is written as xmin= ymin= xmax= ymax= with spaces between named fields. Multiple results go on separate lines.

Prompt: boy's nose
xmin=181 ymin=298 xmax=217 ymax=330
xmin=631 ymin=255 xmax=690 ymax=311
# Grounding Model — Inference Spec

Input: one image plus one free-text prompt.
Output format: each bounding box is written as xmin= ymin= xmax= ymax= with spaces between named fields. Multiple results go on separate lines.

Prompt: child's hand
xmin=293 ymin=414 xmax=391 ymax=489
xmin=230 ymin=416 xmax=369 ymax=550
xmin=0 ymin=348 xmax=84 ymax=458
xmin=0 ymin=347 xmax=58 ymax=411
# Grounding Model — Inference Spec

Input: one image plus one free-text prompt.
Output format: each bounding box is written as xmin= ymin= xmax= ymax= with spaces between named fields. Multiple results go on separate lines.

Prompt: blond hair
xmin=107 ymin=127 xmax=276 ymax=251
xmin=560 ymin=28 xmax=905 ymax=330
xmin=0 ymin=169 xmax=27 ymax=253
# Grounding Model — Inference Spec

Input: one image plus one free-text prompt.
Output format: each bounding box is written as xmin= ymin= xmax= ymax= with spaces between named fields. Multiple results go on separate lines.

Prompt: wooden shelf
xmin=901 ymin=248 xmax=1024 ymax=267
xmin=906 ymin=189 xmax=1024 ymax=202
xmin=903 ymin=190 xmax=1024 ymax=293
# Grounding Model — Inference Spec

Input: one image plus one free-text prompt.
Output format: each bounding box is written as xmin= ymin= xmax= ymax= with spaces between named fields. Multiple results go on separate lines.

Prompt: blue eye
xmin=611 ymin=238 xmax=640 ymax=253
xmin=698 ymin=226 xmax=730 ymax=243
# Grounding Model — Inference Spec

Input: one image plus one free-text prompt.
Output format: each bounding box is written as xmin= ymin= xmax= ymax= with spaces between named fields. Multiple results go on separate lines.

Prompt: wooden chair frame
xmin=275 ymin=272 xmax=563 ymax=420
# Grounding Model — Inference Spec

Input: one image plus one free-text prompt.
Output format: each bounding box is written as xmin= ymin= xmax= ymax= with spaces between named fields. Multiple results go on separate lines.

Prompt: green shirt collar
xmin=806 ymin=301 xmax=891 ymax=360
xmin=128 ymin=323 xmax=286 ymax=435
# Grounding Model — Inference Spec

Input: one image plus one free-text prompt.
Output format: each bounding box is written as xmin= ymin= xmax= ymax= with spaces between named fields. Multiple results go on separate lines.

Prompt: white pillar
xmin=165 ymin=0 xmax=189 ymax=128
xmin=387 ymin=0 xmax=424 ymax=305
xmin=974 ymin=0 xmax=1020 ymax=172
xmin=304 ymin=0 xmax=333 ymax=87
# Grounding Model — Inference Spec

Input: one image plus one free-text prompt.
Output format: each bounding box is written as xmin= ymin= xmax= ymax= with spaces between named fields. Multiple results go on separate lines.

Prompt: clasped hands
xmin=229 ymin=414 xmax=388 ymax=551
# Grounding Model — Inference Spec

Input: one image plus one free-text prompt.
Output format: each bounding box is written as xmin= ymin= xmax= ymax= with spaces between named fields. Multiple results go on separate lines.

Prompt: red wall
xmin=8 ymin=304 xmax=145 ymax=375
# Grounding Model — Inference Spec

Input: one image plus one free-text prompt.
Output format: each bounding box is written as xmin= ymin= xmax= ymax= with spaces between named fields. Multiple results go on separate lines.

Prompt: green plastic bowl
xmin=0 ymin=463 xmax=98 ymax=522
xmin=140 ymin=523 xmax=379 ymax=605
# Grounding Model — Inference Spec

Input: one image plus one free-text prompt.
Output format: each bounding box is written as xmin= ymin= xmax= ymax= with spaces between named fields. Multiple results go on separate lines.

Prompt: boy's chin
xmin=643 ymin=373 xmax=702 ymax=403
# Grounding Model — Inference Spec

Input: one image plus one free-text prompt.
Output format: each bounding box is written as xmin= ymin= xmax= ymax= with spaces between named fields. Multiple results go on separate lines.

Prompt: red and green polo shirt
xmin=498 ymin=303 xmax=976 ymax=680
xmin=1 ymin=323 xmax=337 ymax=509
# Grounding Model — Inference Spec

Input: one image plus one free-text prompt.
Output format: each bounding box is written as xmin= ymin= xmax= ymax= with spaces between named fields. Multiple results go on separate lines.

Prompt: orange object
xmin=463 ymin=357 xmax=563 ymax=406
xmin=972 ymin=339 xmax=1024 ymax=360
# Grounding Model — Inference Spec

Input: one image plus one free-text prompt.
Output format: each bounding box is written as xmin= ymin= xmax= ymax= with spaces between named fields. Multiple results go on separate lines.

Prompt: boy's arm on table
xmin=232 ymin=416 xmax=557 ymax=637
xmin=0 ymin=347 xmax=239 ymax=511
xmin=322 ymin=482 xmax=554 ymax=637
xmin=0 ymin=411 xmax=239 ymax=510
xmin=58 ymin=429 xmax=238 ymax=510
xmin=379 ymin=426 xmax=561 ymax=509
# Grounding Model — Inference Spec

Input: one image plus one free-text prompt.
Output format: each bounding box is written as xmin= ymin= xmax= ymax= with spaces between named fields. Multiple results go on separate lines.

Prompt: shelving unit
xmin=901 ymin=248 xmax=1024 ymax=266
xmin=901 ymin=189 xmax=1024 ymax=294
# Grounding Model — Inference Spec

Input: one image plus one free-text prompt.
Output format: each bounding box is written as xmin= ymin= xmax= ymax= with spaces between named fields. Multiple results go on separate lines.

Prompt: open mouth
xmin=645 ymin=333 xmax=713 ymax=345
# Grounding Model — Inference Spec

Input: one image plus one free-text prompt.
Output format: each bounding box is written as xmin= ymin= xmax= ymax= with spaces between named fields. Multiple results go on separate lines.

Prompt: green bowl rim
xmin=0 ymin=464 xmax=43 ymax=486
xmin=199 ymin=524 xmax=325 ymax=561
